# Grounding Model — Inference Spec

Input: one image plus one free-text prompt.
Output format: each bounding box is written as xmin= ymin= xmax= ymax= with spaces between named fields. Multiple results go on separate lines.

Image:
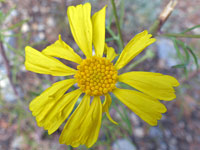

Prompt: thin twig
xmin=161 ymin=33 xmax=200 ymax=38
xmin=179 ymin=69 xmax=200 ymax=84
xmin=0 ymin=41 xmax=19 ymax=97
xmin=149 ymin=0 xmax=178 ymax=36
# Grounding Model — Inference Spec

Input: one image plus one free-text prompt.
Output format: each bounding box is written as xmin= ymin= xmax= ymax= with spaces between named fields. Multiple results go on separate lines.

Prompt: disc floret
xmin=75 ymin=56 xmax=118 ymax=96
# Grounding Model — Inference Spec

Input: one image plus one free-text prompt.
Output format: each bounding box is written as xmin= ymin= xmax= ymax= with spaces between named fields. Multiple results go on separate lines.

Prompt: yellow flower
xmin=25 ymin=3 xmax=179 ymax=148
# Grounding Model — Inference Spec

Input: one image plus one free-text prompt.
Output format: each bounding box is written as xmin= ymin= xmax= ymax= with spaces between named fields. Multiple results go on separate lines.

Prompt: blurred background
xmin=0 ymin=0 xmax=200 ymax=150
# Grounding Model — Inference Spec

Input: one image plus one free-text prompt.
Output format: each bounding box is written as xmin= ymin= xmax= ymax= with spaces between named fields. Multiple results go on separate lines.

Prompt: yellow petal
xmin=42 ymin=35 xmax=82 ymax=64
xmin=113 ymin=88 xmax=167 ymax=126
xmin=118 ymin=71 xmax=179 ymax=100
xmin=59 ymin=95 xmax=90 ymax=147
xmin=67 ymin=3 xmax=92 ymax=58
xmin=104 ymin=43 xmax=118 ymax=62
xmin=103 ymin=94 xmax=118 ymax=125
xmin=29 ymin=79 xmax=76 ymax=134
xmin=29 ymin=79 xmax=76 ymax=113
xmin=115 ymin=30 xmax=156 ymax=70
xmin=45 ymin=89 xmax=82 ymax=134
xmin=85 ymin=96 xmax=102 ymax=148
xmin=60 ymin=96 xmax=102 ymax=148
xmin=25 ymin=46 xmax=76 ymax=76
xmin=92 ymin=6 xmax=106 ymax=57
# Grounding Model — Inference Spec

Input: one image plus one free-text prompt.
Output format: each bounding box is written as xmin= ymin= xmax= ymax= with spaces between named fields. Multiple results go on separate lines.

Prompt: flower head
xmin=25 ymin=3 xmax=179 ymax=148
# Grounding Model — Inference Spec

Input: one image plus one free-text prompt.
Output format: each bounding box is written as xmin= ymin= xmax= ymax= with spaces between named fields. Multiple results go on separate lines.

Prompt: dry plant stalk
xmin=159 ymin=0 xmax=178 ymax=27
xmin=149 ymin=0 xmax=178 ymax=35
xmin=0 ymin=41 xmax=19 ymax=97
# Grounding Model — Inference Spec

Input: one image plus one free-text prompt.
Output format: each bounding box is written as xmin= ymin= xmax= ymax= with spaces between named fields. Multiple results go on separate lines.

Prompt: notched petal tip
xmin=142 ymin=30 xmax=148 ymax=35
xmin=25 ymin=45 xmax=31 ymax=51
xmin=84 ymin=2 xmax=92 ymax=7
xmin=67 ymin=2 xmax=92 ymax=58
xmin=25 ymin=45 xmax=76 ymax=76
xmin=172 ymin=78 xmax=180 ymax=87
xmin=115 ymin=30 xmax=157 ymax=70
xmin=150 ymin=37 xmax=156 ymax=43
xmin=67 ymin=2 xmax=91 ymax=12
xmin=118 ymin=72 xmax=178 ymax=101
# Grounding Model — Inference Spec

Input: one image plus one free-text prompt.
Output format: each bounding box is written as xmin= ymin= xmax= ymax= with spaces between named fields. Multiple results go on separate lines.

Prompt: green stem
xmin=105 ymin=37 xmax=115 ymax=42
xmin=181 ymin=25 xmax=200 ymax=34
xmin=119 ymin=0 xmax=125 ymax=27
xmin=110 ymin=0 xmax=124 ymax=50
xmin=149 ymin=20 xmax=160 ymax=36
xmin=162 ymin=33 xmax=200 ymax=38
xmin=68 ymin=145 xmax=73 ymax=150
xmin=106 ymin=26 xmax=118 ymax=40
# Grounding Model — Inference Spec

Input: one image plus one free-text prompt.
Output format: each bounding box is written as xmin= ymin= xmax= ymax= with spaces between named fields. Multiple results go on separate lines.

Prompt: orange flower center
xmin=75 ymin=56 xmax=118 ymax=96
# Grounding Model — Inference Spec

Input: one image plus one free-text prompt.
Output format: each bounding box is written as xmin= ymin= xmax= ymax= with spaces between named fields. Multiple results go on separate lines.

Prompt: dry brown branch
xmin=179 ymin=69 xmax=200 ymax=84
xmin=159 ymin=0 xmax=178 ymax=27
xmin=149 ymin=0 xmax=178 ymax=36
xmin=0 ymin=41 xmax=19 ymax=98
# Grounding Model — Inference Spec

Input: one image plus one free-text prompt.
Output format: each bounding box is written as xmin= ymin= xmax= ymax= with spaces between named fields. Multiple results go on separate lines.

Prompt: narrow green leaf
xmin=1 ymin=38 xmax=24 ymax=56
xmin=0 ymin=12 xmax=5 ymax=25
xmin=1 ymin=7 xmax=15 ymax=22
xmin=172 ymin=39 xmax=199 ymax=70
xmin=182 ymin=46 xmax=190 ymax=64
xmin=0 ymin=10 xmax=4 ymax=21
xmin=2 ymin=32 xmax=22 ymax=37
xmin=181 ymin=25 xmax=200 ymax=34
xmin=29 ymin=40 xmax=48 ymax=47
xmin=186 ymin=46 xmax=199 ymax=69
xmin=106 ymin=26 xmax=117 ymax=39
xmin=24 ymin=31 xmax=32 ymax=44
xmin=172 ymin=64 xmax=186 ymax=68
xmin=2 ymin=19 xmax=28 ymax=31
xmin=172 ymin=38 xmax=185 ymax=62
xmin=176 ymin=40 xmax=190 ymax=64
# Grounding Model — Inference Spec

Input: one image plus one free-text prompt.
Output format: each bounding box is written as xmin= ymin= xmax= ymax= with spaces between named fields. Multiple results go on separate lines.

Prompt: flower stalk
xmin=110 ymin=0 xmax=124 ymax=51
